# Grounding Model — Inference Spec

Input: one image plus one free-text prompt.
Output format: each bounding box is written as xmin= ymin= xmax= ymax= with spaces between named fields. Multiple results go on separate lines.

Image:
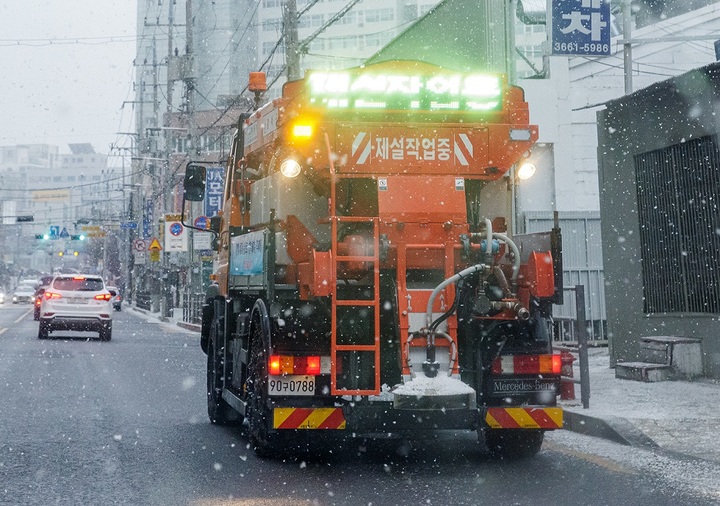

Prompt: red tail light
xmin=94 ymin=293 xmax=112 ymax=301
xmin=491 ymin=354 xmax=562 ymax=375
xmin=269 ymin=355 xmax=282 ymax=375
xmin=268 ymin=355 xmax=322 ymax=375
xmin=44 ymin=292 xmax=62 ymax=300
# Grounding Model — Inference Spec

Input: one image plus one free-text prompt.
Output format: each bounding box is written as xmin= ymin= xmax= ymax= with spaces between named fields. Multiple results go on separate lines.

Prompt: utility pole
xmin=622 ymin=0 xmax=633 ymax=94
xmin=283 ymin=0 xmax=301 ymax=81
xmin=186 ymin=0 xmax=198 ymax=157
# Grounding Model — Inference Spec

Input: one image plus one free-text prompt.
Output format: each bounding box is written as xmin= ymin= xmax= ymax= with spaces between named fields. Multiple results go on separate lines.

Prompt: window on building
xmin=364 ymin=8 xmax=394 ymax=23
xmin=635 ymin=135 xmax=720 ymax=314
xmin=340 ymin=12 xmax=356 ymax=24
xmin=263 ymin=18 xmax=281 ymax=31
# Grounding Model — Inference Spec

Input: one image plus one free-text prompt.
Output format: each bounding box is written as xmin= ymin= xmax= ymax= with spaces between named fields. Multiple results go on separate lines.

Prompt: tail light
xmin=44 ymin=292 xmax=62 ymax=300
xmin=491 ymin=354 xmax=562 ymax=375
xmin=94 ymin=293 xmax=112 ymax=301
xmin=268 ymin=355 xmax=322 ymax=375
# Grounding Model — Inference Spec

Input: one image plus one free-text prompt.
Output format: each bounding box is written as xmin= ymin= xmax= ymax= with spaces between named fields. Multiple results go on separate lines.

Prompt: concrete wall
xmin=597 ymin=63 xmax=720 ymax=378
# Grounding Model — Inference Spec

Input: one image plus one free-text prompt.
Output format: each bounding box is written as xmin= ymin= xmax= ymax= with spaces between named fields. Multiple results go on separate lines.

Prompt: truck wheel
xmin=207 ymin=318 xmax=241 ymax=425
xmin=247 ymin=316 xmax=278 ymax=458
xmin=483 ymin=429 xmax=544 ymax=459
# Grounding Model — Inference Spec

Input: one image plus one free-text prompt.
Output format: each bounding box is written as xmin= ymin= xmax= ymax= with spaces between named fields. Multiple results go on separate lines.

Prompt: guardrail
xmin=183 ymin=292 xmax=205 ymax=325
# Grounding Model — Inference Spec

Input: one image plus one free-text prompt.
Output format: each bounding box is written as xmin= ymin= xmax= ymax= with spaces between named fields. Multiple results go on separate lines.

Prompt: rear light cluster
xmin=491 ymin=354 xmax=562 ymax=375
xmin=269 ymin=355 xmax=321 ymax=376
xmin=44 ymin=292 xmax=62 ymax=300
xmin=94 ymin=293 xmax=112 ymax=301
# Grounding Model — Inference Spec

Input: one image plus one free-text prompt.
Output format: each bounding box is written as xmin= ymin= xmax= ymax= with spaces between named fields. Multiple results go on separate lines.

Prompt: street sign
xmin=551 ymin=0 xmax=611 ymax=57
xmin=193 ymin=230 xmax=213 ymax=250
xmin=133 ymin=239 xmax=147 ymax=252
xmin=205 ymin=168 xmax=225 ymax=218
xmin=59 ymin=227 xmax=69 ymax=238
xmin=164 ymin=214 xmax=188 ymax=252
xmin=148 ymin=237 xmax=162 ymax=251
xmin=194 ymin=216 xmax=209 ymax=230
xmin=120 ymin=222 xmax=138 ymax=229
xmin=50 ymin=225 xmax=60 ymax=237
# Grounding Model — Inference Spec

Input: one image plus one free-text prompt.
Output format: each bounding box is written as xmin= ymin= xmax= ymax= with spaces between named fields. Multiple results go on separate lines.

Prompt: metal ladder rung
xmin=335 ymin=216 xmax=376 ymax=223
xmin=336 ymin=255 xmax=376 ymax=262
xmin=335 ymin=344 xmax=377 ymax=352
xmin=335 ymin=299 xmax=376 ymax=306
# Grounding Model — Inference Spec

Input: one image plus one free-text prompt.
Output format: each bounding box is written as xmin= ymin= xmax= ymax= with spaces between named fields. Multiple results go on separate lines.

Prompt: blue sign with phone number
xmin=552 ymin=0 xmax=611 ymax=57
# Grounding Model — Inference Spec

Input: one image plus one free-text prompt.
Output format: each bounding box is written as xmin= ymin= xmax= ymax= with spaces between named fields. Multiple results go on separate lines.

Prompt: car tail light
xmin=491 ymin=354 xmax=562 ymax=375
xmin=94 ymin=293 xmax=112 ymax=301
xmin=44 ymin=292 xmax=62 ymax=300
xmin=268 ymin=355 xmax=322 ymax=375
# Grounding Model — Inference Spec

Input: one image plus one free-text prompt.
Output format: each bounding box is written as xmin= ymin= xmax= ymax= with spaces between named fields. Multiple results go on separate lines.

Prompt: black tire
xmin=483 ymin=429 xmax=545 ymax=459
xmin=38 ymin=322 xmax=49 ymax=340
xmin=207 ymin=315 xmax=242 ymax=425
xmin=247 ymin=312 xmax=279 ymax=458
xmin=99 ymin=324 xmax=112 ymax=342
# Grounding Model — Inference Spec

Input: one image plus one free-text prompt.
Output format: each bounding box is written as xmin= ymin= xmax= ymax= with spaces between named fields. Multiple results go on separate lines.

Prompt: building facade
xmin=597 ymin=62 xmax=720 ymax=378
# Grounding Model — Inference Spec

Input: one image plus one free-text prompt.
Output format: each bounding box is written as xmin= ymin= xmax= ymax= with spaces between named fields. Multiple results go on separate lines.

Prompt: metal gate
xmin=525 ymin=211 xmax=607 ymax=345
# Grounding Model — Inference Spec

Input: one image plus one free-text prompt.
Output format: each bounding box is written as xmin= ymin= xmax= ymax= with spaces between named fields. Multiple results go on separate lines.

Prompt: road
xmin=0 ymin=303 xmax=718 ymax=505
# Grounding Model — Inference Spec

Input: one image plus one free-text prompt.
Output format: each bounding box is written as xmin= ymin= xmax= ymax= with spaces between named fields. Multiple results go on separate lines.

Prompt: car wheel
xmin=99 ymin=324 xmax=112 ymax=342
xmin=38 ymin=322 xmax=50 ymax=340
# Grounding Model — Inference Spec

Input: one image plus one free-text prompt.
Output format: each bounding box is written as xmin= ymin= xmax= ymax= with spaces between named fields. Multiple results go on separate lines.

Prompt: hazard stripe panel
xmin=485 ymin=407 xmax=563 ymax=430
xmin=273 ymin=408 xmax=346 ymax=430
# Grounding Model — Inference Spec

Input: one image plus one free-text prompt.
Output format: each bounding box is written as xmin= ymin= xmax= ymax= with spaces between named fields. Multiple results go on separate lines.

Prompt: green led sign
xmin=307 ymin=71 xmax=502 ymax=112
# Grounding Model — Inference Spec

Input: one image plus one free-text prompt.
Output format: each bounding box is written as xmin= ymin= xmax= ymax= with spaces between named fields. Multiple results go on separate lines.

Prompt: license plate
xmin=66 ymin=298 xmax=88 ymax=304
xmin=268 ymin=375 xmax=316 ymax=396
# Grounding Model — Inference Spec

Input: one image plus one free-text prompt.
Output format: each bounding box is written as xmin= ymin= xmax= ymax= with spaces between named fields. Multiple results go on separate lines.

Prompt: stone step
xmin=615 ymin=361 xmax=673 ymax=382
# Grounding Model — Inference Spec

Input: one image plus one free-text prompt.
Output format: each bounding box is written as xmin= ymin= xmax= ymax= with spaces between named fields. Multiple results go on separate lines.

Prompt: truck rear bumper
xmin=271 ymin=404 xmax=562 ymax=432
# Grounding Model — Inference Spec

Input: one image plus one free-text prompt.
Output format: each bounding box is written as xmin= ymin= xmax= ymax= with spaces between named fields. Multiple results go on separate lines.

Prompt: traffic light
xmin=70 ymin=234 xmax=86 ymax=241
xmin=35 ymin=234 xmax=50 ymax=240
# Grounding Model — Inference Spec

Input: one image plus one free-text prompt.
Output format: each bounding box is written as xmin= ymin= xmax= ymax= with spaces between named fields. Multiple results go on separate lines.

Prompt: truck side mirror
xmin=183 ymin=164 xmax=206 ymax=201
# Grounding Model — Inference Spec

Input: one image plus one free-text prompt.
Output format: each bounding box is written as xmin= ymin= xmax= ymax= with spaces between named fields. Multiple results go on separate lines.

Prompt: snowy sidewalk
xmin=561 ymin=347 xmax=720 ymax=463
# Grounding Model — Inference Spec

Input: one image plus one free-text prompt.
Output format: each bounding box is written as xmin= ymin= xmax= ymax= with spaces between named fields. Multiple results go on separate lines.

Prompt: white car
xmin=38 ymin=274 xmax=113 ymax=341
xmin=12 ymin=285 xmax=36 ymax=304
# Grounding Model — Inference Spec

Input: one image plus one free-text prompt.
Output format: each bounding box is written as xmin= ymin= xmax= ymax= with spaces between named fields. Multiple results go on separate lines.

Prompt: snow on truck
xmin=182 ymin=60 xmax=564 ymax=458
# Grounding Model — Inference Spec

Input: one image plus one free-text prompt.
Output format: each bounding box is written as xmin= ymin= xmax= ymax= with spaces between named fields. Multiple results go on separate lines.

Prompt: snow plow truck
xmin=182 ymin=60 xmax=564 ymax=458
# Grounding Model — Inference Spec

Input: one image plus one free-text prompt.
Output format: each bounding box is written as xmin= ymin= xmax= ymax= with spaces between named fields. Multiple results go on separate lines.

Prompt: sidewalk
xmin=561 ymin=347 xmax=720 ymax=463
xmin=129 ymin=304 xmax=201 ymax=333
xmin=128 ymin=304 xmax=720 ymax=462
